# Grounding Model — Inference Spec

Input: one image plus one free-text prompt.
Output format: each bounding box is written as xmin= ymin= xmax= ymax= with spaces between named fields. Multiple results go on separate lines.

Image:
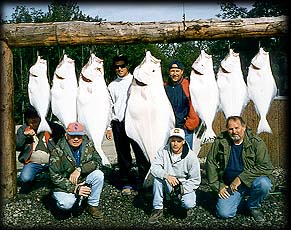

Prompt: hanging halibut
xmin=77 ymin=53 xmax=111 ymax=166
xmin=28 ymin=56 xmax=52 ymax=134
xmin=125 ymin=51 xmax=175 ymax=163
xmin=189 ymin=50 xmax=219 ymax=144
xmin=216 ymin=49 xmax=249 ymax=118
xmin=247 ymin=47 xmax=277 ymax=134
xmin=51 ymin=54 xmax=78 ymax=128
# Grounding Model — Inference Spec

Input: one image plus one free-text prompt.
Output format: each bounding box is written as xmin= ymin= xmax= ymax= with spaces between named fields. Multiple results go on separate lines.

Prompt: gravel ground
xmin=1 ymin=161 xmax=288 ymax=230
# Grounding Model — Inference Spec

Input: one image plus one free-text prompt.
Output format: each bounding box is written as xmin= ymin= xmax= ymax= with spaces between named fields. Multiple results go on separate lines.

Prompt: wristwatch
xmin=76 ymin=167 xmax=81 ymax=173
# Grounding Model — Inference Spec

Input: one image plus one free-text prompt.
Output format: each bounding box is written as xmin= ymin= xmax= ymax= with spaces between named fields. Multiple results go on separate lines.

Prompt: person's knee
xmin=183 ymin=199 xmax=196 ymax=209
xmin=92 ymin=170 xmax=104 ymax=180
xmin=182 ymin=194 xmax=196 ymax=209
xmin=19 ymin=173 xmax=33 ymax=183
xmin=56 ymin=198 xmax=75 ymax=210
xmin=254 ymin=177 xmax=272 ymax=193
xmin=216 ymin=208 xmax=235 ymax=219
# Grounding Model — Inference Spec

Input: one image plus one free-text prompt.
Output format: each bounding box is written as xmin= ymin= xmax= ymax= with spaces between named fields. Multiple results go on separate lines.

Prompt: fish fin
xmin=257 ymin=117 xmax=272 ymax=134
xmin=37 ymin=118 xmax=52 ymax=134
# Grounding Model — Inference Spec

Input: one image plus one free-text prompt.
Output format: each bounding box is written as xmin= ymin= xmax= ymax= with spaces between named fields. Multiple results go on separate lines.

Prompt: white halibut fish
xmin=125 ymin=51 xmax=175 ymax=163
xmin=247 ymin=48 xmax=277 ymax=134
xmin=216 ymin=49 xmax=249 ymax=118
xmin=51 ymin=54 xmax=78 ymax=128
xmin=28 ymin=56 xmax=52 ymax=134
xmin=77 ymin=53 xmax=111 ymax=166
xmin=189 ymin=50 xmax=219 ymax=144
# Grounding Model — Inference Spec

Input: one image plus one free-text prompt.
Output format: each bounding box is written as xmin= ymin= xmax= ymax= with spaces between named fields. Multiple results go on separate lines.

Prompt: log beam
xmin=0 ymin=16 xmax=288 ymax=48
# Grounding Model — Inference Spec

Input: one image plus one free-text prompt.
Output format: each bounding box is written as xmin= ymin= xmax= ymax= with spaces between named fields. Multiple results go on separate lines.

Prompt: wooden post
xmin=0 ymin=41 xmax=17 ymax=199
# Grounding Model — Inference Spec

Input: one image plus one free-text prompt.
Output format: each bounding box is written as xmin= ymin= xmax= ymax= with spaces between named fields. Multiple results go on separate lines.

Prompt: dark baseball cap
xmin=169 ymin=60 xmax=184 ymax=70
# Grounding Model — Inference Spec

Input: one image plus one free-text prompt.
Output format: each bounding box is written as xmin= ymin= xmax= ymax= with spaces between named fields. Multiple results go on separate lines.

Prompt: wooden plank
xmin=278 ymin=99 xmax=288 ymax=168
xmin=267 ymin=100 xmax=279 ymax=167
xmin=1 ymin=16 xmax=288 ymax=48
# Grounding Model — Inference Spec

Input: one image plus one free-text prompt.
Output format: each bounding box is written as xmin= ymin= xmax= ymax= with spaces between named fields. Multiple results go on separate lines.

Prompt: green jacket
xmin=49 ymin=135 xmax=103 ymax=193
xmin=206 ymin=127 xmax=274 ymax=193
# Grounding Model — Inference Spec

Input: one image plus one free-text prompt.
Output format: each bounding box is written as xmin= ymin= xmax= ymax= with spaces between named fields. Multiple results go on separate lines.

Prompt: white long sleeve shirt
xmin=107 ymin=73 xmax=133 ymax=122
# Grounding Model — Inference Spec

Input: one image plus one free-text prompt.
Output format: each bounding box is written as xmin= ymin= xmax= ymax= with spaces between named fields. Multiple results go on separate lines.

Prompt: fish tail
xmin=92 ymin=143 xmax=111 ymax=166
xmin=257 ymin=117 xmax=272 ymax=134
xmin=201 ymin=128 xmax=216 ymax=144
xmin=37 ymin=118 xmax=52 ymax=134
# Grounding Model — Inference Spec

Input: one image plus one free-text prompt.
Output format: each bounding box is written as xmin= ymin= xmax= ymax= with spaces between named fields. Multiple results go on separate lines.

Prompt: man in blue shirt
xmin=206 ymin=116 xmax=274 ymax=222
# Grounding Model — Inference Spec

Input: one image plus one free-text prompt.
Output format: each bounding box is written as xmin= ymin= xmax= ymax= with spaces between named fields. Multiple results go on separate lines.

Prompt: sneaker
xmin=148 ymin=209 xmax=163 ymax=224
xmin=122 ymin=185 xmax=132 ymax=196
xmin=250 ymin=208 xmax=264 ymax=222
xmin=86 ymin=205 xmax=103 ymax=219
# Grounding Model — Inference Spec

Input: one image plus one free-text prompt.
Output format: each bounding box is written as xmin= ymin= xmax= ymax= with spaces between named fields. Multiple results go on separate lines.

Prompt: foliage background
xmin=1 ymin=0 xmax=288 ymax=124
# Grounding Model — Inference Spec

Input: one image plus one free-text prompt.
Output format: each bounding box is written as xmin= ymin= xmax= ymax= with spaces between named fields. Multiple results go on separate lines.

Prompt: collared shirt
xmin=71 ymin=144 xmax=82 ymax=167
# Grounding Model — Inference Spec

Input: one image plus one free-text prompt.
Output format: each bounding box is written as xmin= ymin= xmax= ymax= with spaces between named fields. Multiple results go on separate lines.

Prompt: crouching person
xmin=206 ymin=116 xmax=274 ymax=222
xmin=49 ymin=122 xmax=104 ymax=219
xmin=16 ymin=105 xmax=65 ymax=194
xmin=148 ymin=128 xmax=201 ymax=224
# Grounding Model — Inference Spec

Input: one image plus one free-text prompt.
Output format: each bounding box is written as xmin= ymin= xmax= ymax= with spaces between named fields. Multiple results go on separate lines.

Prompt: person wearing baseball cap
xmin=148 ymin=128 xmax=201 ymax=223
xmin=164 ymin=60 xmax=200 ymax=150
xmin=49 ymin=121 xmax=105 ymax=219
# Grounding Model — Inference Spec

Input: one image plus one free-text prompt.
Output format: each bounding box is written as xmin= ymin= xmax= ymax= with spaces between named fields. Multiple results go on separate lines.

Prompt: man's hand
xmin=230 ymin=177 xmax=241 ymax=192
xmin=105 ymin=130 xmax=113 ymax=140
xmin=166 ymin=175 xmax=179 ymax=187
xmin=69 ymin=168 xmax=81 ymax=185
xmin=75 ymin=182 xmax=91 ymax=197
xmin=218 ymin=186 xmax=232 ymax=199
xmin=24 ymin=127 xmax=35 ymax=136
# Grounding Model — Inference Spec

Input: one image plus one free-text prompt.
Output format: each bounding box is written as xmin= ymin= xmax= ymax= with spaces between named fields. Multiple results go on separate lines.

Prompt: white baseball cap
xmin=169 ymin=128 xmax=185 ymax=140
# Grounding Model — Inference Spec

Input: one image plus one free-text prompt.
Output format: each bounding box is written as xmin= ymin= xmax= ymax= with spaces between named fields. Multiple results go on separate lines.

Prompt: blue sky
xmin=2 ymin=1 xmax=253 ymax=22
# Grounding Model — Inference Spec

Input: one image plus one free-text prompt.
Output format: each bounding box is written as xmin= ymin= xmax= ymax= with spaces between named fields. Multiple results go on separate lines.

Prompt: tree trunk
xmin=1 ymin=16 xmax=287 ymax=47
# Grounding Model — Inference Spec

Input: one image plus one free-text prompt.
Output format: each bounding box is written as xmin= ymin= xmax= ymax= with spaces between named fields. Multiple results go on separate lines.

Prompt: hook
xmin=182 ymin=2 xmax=186 ymax=31
xmin=90 ymin=45 xmax=96 ymax=55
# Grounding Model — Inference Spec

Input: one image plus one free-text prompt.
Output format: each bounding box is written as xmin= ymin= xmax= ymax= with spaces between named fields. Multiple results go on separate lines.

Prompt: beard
xmin=230 ymin=135 xmax=241 ymax=142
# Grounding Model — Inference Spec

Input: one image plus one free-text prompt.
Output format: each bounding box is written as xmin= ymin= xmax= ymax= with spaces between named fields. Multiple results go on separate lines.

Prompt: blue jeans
xmin=216 ymin=176 xmax=272 ymax=219
xmin=53 ymin=169 xmax=104 ymax=210
xmin=184 ymin=129 xmax=193 ymax=150
xmin=152 ymin=177 xmax=196 ymax=210
xmin=19 ymin=162 xmax=48 ymax=183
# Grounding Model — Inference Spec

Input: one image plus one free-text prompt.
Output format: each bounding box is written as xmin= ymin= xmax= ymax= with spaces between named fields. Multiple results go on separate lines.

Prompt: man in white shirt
xmin=106 ymin=55 xmax=150 ymax=196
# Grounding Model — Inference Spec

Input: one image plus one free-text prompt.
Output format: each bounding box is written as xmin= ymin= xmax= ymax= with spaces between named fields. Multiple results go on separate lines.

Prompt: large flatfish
xmin=77 ymin=53 xmax=111 ymax=166
xmin=125 ymin=51 xmax=175 ymax=163
xmin=189 ymin=50 xmax=219 ymax=144
xmin=216 ymin=49 xmax=249 ymax=118
xmin=51 ymin=54 xmax=78 ymax=128
xmin=247 ymin=48 xmax=277 ymax=134
xmin=28 ymin=56 xmax=52 ymax=133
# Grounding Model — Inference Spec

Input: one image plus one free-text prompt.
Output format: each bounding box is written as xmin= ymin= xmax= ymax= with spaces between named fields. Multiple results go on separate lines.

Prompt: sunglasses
xmin=114 ymin=64 xmax=127 ymax=69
